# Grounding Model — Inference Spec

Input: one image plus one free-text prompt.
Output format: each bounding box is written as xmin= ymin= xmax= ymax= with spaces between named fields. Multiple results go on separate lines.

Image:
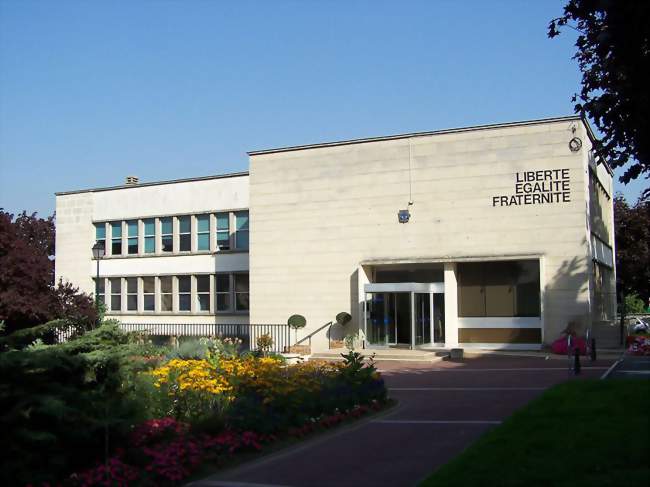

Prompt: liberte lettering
xmin=492 ymin=169 xmax=571 ymax=207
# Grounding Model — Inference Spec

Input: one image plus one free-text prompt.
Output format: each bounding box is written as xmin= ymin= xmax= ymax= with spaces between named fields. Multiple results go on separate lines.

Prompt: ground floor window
xmin=457 ymin=260 xmax=540 ymax=318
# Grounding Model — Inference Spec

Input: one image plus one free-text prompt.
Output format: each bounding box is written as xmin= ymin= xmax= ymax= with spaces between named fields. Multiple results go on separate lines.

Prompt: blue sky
xmin=0 ymin=0 xmax=645 ymax=216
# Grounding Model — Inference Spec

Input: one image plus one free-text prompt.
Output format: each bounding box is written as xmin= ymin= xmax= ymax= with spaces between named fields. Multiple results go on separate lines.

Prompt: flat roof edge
xmin=247 ymin=115 xmax=585 ymax=156
xmin=55 ymin=171 xmax=249 ymax=196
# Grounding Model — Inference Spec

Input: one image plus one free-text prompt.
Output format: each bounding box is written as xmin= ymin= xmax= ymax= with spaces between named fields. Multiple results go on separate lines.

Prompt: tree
xmin=614 ymin=195 xmax=650 ymax=305
xmin=0 ymin=210 xmax=96 ymax=336
xmin=549 ymin=1 xmax=650 ymax=198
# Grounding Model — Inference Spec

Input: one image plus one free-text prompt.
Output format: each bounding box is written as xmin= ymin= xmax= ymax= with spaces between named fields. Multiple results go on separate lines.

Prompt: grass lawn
xmin=420 ymin=379 xmax=650 ymax=487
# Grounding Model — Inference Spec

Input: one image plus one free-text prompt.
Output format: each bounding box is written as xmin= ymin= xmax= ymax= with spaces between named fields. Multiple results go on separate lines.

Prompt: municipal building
xmin=55 ymin=116 xmax=616 ymax=352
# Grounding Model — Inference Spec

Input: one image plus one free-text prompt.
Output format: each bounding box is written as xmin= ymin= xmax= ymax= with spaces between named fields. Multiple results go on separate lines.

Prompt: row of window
xmin=95 ymin=273 xmax=249 ymax=314
xmin=94 ymin=211 xmax=248 ymax=257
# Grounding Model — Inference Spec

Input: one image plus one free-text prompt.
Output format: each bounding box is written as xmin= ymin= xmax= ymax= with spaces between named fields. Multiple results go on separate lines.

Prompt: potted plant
xmin=288 ymin=314 xmax=307 ymax=347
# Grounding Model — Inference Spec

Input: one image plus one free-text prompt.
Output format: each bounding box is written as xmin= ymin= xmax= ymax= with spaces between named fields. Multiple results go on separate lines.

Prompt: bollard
xmin=590 ymin=338 xmax=597 ymax=362
xmin=573 ymin=347 xmax=581 ymax=375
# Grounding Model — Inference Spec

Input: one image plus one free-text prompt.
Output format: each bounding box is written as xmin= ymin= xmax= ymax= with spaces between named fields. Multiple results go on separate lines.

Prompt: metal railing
xmin=118 ymin=323 xmax=290 ymax=354
xmin=295 ymin=321 xmax=334 ymax=350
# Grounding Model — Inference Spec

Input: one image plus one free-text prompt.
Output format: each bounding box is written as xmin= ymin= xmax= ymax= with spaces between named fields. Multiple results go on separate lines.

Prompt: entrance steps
xmin=310 ymin=347 xmax=448 ymax=362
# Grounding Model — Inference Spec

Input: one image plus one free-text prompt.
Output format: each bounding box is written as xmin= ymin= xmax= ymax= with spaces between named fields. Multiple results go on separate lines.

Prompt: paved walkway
xmin=188 ymin=355 xmax=613 ymax=487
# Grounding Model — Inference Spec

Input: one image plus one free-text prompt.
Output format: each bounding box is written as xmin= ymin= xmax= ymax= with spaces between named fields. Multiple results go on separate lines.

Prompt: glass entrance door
xmin=365 ymin=287 xmax=445 ymax=348
xmin=414 ymin=293 xmax=431 ymax=345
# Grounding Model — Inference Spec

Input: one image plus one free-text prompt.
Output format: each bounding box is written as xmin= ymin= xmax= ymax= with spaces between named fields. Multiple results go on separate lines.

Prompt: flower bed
xmin=64 ymin=349 xmax=388 ymax=486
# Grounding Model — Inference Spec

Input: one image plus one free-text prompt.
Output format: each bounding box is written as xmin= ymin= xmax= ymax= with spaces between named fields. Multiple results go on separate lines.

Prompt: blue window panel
xmin=161 ymin=218 xmax=172 ymax=235
xmin=216 ymin=213 xmax=229 ymax=230
xmin=144 ymin=219 xmax=155 ymax=236
xmin=179 ymin=216 xmax=191 ymax=234
xmin=127 ymin=220 xmax=138 ymax=237
xmin=111 ymin=222 xmax=122 ymax=238
xmin=95 ymin=224 xmax=106 ymax=240
xmin=197 ymin=214 xmax=210 ymax=233
xmin=144 ymin=236 xmax=155 ymax=253
xmin=198 ymin=233 xmax=210 ymax=251
xmin=235 ymin=211 xmax=249 ymax=230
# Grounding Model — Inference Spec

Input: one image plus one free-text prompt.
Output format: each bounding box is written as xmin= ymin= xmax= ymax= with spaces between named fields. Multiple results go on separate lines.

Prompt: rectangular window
xmin=234 ymin=211 xmax=249 ymax=250
xmin=160 ymin=276 xmax=173 ymax=311
xmin=196 ymin=275 xmax=210 ymax=311
xmin=95 ymin=278 xmax=105 ymax=306
xmin=234 ymin=273 xmax=249 ymax=311
xmin=143 ymin=219 xmax=155 ymax=253
xmin=178 ymin=276 xmax=191 ymax=311
xmin=143 ymin=276 xmax=155 ymax=311
xmin=110 ymin=277 xmax=121 ymax=312
xmin=95 ymin=223 xmax=106 ymax=252
xmin=161 ymin=218 xmax=173 ymax=252
xmin=196 ymin=214 xmax=210 ymax=251
xmin=458 ymin=260 xmax=540 ymax=318
xmin=215 ymin=274 xmax=230 ymax=311
xmin=127 ymin=220 xmax=138 ymax=254
xmin=179 ymin=216 xmax=191 ymax=252
xmin=111 ymin=222 xmax=122 ymax=255
xmin=216 ymin=213 xmax=230 ymax=250
xmin=126 ymin=277 xmax=138 ymax=311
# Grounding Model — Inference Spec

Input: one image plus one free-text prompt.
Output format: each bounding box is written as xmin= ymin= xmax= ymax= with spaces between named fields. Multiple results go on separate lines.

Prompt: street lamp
xmin=92 ymin=241 xmax=105 ymax=328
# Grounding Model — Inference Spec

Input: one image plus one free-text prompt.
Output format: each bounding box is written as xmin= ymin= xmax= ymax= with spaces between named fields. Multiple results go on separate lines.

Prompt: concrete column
xmin=356 ymin=265 xmax=371 ymax=341
xmin=444 ymin=263 xmax=459 ymax=347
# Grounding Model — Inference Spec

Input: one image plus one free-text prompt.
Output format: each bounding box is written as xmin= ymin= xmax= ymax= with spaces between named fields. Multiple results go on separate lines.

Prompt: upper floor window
xmin=196 ymin=214 xmax=210 ymax=251
xmin=161 ymin=218 xmax=173 ymax=253
xmin=143 ymin=219 xmax=155 ymax=253
xmin=95 ymin=224 xmax=106 ymax=250
xmin=234 ymin=211 xmax=249 ymax=250
xmin=216 ymin=213 xmax=230 ymax=250
xmin=111 ymin=222 xmax=122 ymax=255
xmin=127 ymin=220 xmax=138 ymax=254
xmin=178 ymin=216 xmax=191 ymax=252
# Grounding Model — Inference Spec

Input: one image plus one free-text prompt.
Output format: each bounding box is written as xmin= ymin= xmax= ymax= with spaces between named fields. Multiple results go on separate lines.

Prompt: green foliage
xmin=0 ymin=323 xmax=163 ymax=485
xmin=256 ymin=333 xmax=273 ymax=355
xmin=336 ymin=311 xmax=352 ymax=326
xmin=166 ymin=339 xmax=210 ymax=360
xmin=549 ymin=1 xmax=650 ymax=196
xmin=0 ymin=319 xmax=67 ymax=351
xmin=287 ymin=314 xmax=307 ymax=329
xmin=624 ymin=293 xmax=647 ymax=314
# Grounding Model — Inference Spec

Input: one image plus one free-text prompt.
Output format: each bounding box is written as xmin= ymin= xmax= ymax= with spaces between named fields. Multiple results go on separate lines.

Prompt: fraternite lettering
xmin=493 ymin=168 xmax=571 ymax=207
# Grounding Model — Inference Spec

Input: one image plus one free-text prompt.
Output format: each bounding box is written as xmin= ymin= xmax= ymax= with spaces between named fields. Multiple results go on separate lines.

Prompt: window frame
xmin=143 ymin=218 xmax=156 ymax=254
xmin=160 ymin=217 xmax=173 ymax=253
xmin=160 ymin=276 xmax=173 ymax=312
xmin=196 ymin=214 xmax=210 ymax=252
xmin=142 ymin=276 xmax=155 ymax=312
xmin=178 ymin=215 xmax=191 ymax=252
xmin=234 ymin=211 xmax=249 ymax=250
xmin=110 ymin=222 xmax=123 ymax=256
xmin=177 ymin=275 xmax=191 ymax=312
xmin=127 ymin=220 xmax=139 ymax=255
xmin=109 ymin=277 xmax=122 ymax=312
xmin=195 ymin=275 xmax=211 ymax=312
xmin=234 ymin=273 xmax=250 ymax=312
xmin=216 ymin=212 xmax=230 ymax=251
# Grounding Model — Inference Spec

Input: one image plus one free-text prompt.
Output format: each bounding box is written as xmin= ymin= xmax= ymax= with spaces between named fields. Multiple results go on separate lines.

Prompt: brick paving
xmin=188 ymin=355 xmax=612 ymax=487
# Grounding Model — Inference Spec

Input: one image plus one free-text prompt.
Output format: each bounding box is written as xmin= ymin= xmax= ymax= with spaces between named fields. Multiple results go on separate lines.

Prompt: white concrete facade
xmin=54 ymin=116 xmax=616 ymax=351
xmin=247 ymin=116 xmax=616 ymax=351
xmin=55 ymin=173 xmax=251 ymax=327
